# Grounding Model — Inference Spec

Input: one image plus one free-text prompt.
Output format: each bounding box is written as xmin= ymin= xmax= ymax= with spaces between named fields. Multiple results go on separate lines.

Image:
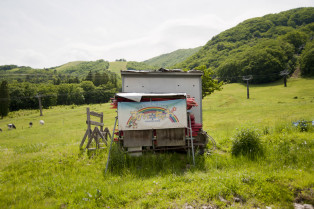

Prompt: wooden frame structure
xmin=80 ymin=108 xmax=110 ymax=150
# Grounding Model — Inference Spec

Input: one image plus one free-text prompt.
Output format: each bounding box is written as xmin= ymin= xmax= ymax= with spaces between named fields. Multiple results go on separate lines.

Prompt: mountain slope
xmin=55 ymin=59 xmax=110 ymax=78
xmin=143 ymin=47 xmax=202 ymax=68
xmin=108 ymin=61 xmax=127 ymax=74
xmin=174 ymin=7 xmax=314 ymax=82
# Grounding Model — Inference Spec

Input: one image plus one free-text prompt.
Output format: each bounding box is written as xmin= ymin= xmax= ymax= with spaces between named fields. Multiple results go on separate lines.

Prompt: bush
xmin=297 ymin=120 xmax=310 ymax=132
xmin=231 ymin=128 xmax=264 ymax=160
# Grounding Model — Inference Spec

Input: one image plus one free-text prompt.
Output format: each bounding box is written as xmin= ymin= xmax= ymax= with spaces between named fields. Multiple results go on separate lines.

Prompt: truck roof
xmin=115 ymin=92 xmax=187 ymax=102
xmin=121 ymin=68 xmax=203 ymax=76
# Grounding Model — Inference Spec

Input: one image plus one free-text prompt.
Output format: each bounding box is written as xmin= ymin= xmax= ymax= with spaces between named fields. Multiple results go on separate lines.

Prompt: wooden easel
xmin=80 ymin=108 xmax=110 ymax=150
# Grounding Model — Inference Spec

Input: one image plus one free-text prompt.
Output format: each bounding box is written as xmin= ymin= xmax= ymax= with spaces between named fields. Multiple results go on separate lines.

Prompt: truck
xmin=110 ymin=69 xmax=211 ymax=157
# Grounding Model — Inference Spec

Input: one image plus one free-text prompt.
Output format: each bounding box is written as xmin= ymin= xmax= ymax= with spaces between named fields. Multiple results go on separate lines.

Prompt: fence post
xmin=87 ymin=108 xmax=91 ymax=139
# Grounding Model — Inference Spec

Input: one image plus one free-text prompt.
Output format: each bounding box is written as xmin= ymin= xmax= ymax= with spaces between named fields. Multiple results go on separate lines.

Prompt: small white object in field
xmin=39 ymin=120 xmax=45 ymax=125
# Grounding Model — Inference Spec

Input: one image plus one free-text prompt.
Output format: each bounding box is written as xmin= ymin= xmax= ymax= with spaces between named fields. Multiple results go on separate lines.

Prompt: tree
xmin=85 ymin=70 xmax=94 ymax=82
xmin=0 ymin=81 xmax=10 ymax=118
xmin=280 ymin=31 xmax=308 ymax=53
xmin=80 ymin=81 xmax=96 ymax=104
xmin=194 ymin=65 xmax=223 ymax=98
xmin=93 ymin=72 xmax=103 ymax=86
xmin=300 ymin=41 xmax=314 ymax=76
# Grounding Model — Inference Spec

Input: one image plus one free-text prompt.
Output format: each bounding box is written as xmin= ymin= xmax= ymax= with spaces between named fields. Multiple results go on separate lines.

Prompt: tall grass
xmin=0 ymin=78 xmax=313 ymax=208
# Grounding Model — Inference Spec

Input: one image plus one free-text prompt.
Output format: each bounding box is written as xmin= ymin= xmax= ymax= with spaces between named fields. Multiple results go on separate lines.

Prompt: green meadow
xmin=108 ymin=61 xmax=127 ymax=74
xmin=0 ymin=78 xmax=313 ymax=208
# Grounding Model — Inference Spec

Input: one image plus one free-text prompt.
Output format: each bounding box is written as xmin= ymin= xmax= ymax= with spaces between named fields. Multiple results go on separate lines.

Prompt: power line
xmin=215 ymin=72 xmax=281 ymax=80
xmin=0 ymin=90 xmax=116 ymax=101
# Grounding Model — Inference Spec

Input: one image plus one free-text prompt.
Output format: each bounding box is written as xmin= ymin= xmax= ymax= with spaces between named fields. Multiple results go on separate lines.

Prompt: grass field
xmin=0 ymin=78 xmax=313 ymax=208
xmin=54 ymin=61 xmax=86 ymax=71
xmin=108 ymin=61 xmax=127 ymax=74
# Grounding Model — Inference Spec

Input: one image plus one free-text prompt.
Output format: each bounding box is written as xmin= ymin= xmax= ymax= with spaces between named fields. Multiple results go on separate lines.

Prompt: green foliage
xmin=297 ymin=120 xmax=313 ymax=132
xmin=194 ymin=65 xmax=223 ymax=98
xmin=280 ymin=30 xmax=308 ymax=53
xmin=217 ymin=39 xmax=295 ymax=83
xmin=264 ymin=128 xmax=314 ymax=168
xmin=14 ymin=143 xmax=47 ymax=154
xmin=0 ymin=80 xmax=10 ymax=118
xmin=7 ymin=81 xmax=117 ymax=111
xmin=0 ymin=61 xmax=121 ymax=112
xmin=56 ymin=59 xmax=110 ymax=78
xmin=85 ymin=70 xmax=94 ymax=81
xmin=175 ymin=8 xmax=314 ymax=83
xmin=0 ymin=60 xmax=113 ymax=85
xmin=39 ymin=85 xmax=57 ymax=108
xmin=107 ymin=61 xmax=127 ymax=74
xmin=231 ymin=128 xmax=264 ymax=160
xmin=300 ymin=40 xmax=314 ymax=76
xmin=0 ymin=78 xmax=313 ymax=208
xmin=143 ymin=47 xmax=202 ymax=68
xmin=108 ymin=144 xmax=189 ymax=177
xmin=9 ymin=82 xmax=38 ymax=110
xmin=0 ymin=65 xmax=18 ymax=71
xmin=126 ymin=61 xmax=156 ymax=71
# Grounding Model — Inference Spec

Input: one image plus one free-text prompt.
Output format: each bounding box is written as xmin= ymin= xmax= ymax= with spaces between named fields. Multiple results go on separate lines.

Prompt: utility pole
xmin=280 ymin=69 xmax=289 ymax=87
xmin=242 ymin=75 xmax=253 ymax=99
xmin=37 ymin=94 xmax=43 ymax=116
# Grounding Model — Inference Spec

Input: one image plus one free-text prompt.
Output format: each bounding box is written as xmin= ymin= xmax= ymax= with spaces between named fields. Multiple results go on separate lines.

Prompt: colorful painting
xmin=118 ymin=99 xmax=187 ymax=130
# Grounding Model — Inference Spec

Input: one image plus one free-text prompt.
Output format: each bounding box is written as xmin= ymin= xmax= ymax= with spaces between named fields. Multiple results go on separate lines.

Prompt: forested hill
xmin=0 ymin=59 xmax=118 ymax=83
xmin=0 ymin=59 xmax=121 ymax=112
xmin=143 ymin=47 xmax=202 ymax=68
xmin=124 ymin=47 xmax=202 ymax=71
xmin=0 ymin=59 xmax=111 ymax=79
xmin=55 ymin=59 xmax=110 ymax=78
xmin=174 ymin=7 xmax=314 ymax=83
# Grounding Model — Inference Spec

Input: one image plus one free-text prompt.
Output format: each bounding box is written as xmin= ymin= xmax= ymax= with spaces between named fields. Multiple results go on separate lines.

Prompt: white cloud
xmin=0 ymin=0 xmax=313 ymax=68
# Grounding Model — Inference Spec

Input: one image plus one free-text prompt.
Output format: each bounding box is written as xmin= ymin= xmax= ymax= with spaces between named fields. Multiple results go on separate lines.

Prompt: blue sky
xmin=0 ymin=0 xmax=313 ymax=68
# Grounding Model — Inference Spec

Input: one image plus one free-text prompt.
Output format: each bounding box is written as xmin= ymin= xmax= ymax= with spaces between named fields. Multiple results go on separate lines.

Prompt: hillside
xmin=107 ymin=61 xmax=127 ymax=74
xmin=0 ymin=60 xmax=111 ymax=78
xmin=55 ymin=59 xmax=110 ymax=78
xmin=0 ymin=78 xmax=313 ymax=208
xmin=54 ymin=61 xmax=86 ymax=72
xmin=143 ymin=47 xmax=202 ymax=68
xmin=174 ymin=7 xmax=314 ymax=82
xmin=124 ymin=47 xmax=202 ymax=71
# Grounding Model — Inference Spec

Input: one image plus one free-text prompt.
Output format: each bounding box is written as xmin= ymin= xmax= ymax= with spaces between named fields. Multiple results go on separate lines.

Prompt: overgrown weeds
xmin=106 ymin=144 xmax=205 ymax=177
xmin=231 ymin=127 xmax=264 ymax=160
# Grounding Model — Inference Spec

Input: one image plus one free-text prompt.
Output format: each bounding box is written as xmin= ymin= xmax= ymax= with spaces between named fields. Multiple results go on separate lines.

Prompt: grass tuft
xmin=231 ymin=127 xmax=264 ymax=160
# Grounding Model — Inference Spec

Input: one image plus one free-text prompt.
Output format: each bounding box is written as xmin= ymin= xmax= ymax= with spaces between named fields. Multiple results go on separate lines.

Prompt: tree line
xmin=0 ymin=69 xmax=121 ymax=117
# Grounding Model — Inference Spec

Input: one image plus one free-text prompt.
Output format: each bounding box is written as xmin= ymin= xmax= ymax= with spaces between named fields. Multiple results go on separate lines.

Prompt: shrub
xmin=231 ymin=128 xmax=264 ymax=160
xmin=297 ymin=120 xmax=310 ymax=132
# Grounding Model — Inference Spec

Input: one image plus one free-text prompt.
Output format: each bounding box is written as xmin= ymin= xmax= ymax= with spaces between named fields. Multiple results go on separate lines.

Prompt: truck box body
xmin=113 ymin=70 xmax=205 ymax=151
xmin=121 ymin=70 xmax=203 ymax=124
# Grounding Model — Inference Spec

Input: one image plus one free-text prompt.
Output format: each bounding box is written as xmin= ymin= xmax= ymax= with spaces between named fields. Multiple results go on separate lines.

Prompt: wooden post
xmin=105 ymin=116 xmax=118 ymax=174
xmin=86 ymin=108 xmax=91 ymax=140
xmin=246 ymin=80 xmax=249 ymax=99
xmin=188 ymin=112 xmax=195 ymax=165
xmin=100 ymin=113 xmax=104 ymax=132
xmin=37 ymin=94 xmax=43 ymax=116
